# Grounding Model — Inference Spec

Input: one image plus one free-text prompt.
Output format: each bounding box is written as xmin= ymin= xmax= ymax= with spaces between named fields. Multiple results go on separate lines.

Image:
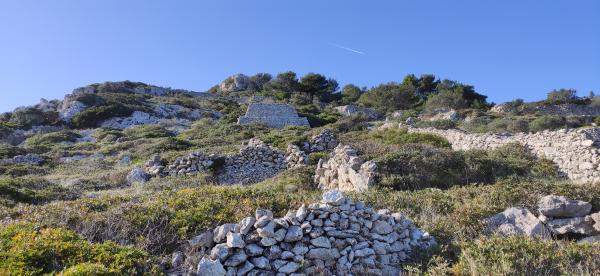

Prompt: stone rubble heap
xmin=218 ymin=138 xmax=288 ymax=185
xmin=334 ymin=105 xmax=382 ymax=121
xmin=302 ymin=129 xmax=338 ymax=153
xmin=164 ymin=152 xmax=217 ymax=177
xmin=314 ymin=145 xmax=377 ymax=192
xmin=189 ymin=191 xmax=435 ymax=276
xmin=285 ymin=145 xmax=307 ymax=169
xmin=485 ymin=195 xmax=600 ymax=243
xmin=145 ymin=155 xmax=166 ymax=177
xmin=406 ymin=126 xmax=600 ymax=184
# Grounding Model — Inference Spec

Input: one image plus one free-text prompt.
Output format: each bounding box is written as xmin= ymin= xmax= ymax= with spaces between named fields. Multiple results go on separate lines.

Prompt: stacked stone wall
xmin=407 ymin=126 xmax=600 ymax=184
xmin=238 ymin=103 xmax=310 ymax=129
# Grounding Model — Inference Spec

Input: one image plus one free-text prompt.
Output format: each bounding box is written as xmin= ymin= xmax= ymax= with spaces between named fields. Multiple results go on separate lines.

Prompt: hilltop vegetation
xmin=0 ymin=72 xmax=599 ymax=275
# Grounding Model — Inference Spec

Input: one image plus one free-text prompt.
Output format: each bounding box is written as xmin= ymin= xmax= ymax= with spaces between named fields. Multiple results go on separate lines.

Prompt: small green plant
xmin=370 ymin=127 xmax=451 ymax=148
xmin=0 ymin=223 xmax=154 ymax=275
xmin=529 ymin=115 xmax=566 ymax=132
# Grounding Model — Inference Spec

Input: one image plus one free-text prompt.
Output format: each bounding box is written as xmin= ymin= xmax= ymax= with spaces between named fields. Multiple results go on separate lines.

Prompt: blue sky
xmin=0 ymin=0 xmax=598 ymax=112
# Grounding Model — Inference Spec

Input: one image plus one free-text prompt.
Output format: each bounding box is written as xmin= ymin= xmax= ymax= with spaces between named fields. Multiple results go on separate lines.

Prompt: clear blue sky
xmin=1 ymin=1 xmax=598 ymax=112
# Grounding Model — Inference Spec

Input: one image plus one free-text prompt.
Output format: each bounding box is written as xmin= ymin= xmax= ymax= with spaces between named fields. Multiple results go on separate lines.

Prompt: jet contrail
xmin=330 ymin=43 xmax=365 ymax=55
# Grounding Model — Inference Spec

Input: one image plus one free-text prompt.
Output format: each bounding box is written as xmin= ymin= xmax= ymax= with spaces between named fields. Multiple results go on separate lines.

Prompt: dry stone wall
xmin=217 ymin=138 xmax=288 ymax=185
xmin=238 ymin=103 xmax=310 ymax=129
xmin=314 ymin=145 xmax=377 ymax=192
xmin=186 ymin=191 xmax=435 ymax=276
xmin=492 ymin=103 xmax=600 ymax=116
xmin=406 ymin=126 xmax=600 ymax=184
xmin=302 ymin=128 xmax=338 ymax=153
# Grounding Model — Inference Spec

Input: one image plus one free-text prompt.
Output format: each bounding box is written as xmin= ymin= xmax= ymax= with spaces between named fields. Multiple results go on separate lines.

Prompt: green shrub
xmin=308 ymin=151 xmax=328 ymax=165
xmin=376 ymin=143 xmax=559 ymax=190
xmin=425 ymin=90 xmax=467 ymax=111
xmin=0 ymin=144 xmax=26 ymax=159
xmin=0 ymin=164 xmax=47 ymax=177
xmin=124 ymin=125 xmax=173 ymax=139
xmin=8 ymin=108 xmax=60 ymax=129
xmin=0 ymin=177 xmax=77 ymax=207
xmin=0 ymin=223 xmax=153 ymax=275
xmin=545 ymin=88 xmax=581 ymax=105
xmin=25 ymin=130 xmax=81 ymax=152
xmin=529 ymin=115 xmax=566 ymax=132
xmin=453 ymin=236 xmax=600 ymax=275
xmin=260 ymin=126 xmax=309 ymax=150
xmin=333 ymin=114 xmax=371 ymax=132
xmin=370 ymin=128 xmax=451 ymax=148
xmin=71 ymin=104 xmax=133 ymax=128
xmin=153 ymin=137 xmax=193 ymax=153
xmin=415 ymin=119 xmax=456 ymax=130
xmin=376 ymin=144 xmax=465 ymax=190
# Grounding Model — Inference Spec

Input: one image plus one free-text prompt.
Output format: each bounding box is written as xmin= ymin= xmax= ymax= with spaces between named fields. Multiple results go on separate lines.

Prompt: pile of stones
xmin=145 ymin=154 xmax=166 ymax=177
xmin=302 ymin=129 xmax=338 ymax=153
xmin=217 ymin=138 xmax=287 ymax=185
xmin=314 ymin=145 xmax=377 ymax=192
xmin=185 ymin=191 xmax=435 ymax=275
xmin=285 ymin=145 xmax=307 ymax=169
xmin=164 ymin=152 xmax=217 ymax=177
xmin=485 ymin=195 xmax=600 ymax=243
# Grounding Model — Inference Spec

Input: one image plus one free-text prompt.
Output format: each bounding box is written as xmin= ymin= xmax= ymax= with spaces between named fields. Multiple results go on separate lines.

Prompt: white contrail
xmin=330 ymin=43 xmax=365 ymax=55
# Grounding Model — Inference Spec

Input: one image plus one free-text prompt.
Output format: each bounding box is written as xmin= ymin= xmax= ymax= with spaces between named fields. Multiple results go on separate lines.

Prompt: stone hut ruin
xmin=238 ymin=103 xmax=310 ymax=129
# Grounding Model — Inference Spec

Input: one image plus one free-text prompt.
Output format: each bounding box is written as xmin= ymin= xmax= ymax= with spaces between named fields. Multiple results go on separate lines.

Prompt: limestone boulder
xmin=484 ymin=207 xmax=551 ymax=239
xmin=538 ymin=195 xmax=592 ymax=218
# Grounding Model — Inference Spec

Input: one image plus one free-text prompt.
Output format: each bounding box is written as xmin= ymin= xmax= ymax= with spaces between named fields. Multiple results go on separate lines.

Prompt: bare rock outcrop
xmin=314 ymin=145 xmax=377 ymax=192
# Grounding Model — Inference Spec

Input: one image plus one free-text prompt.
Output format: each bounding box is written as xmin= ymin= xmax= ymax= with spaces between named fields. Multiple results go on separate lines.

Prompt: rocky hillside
xmin=1 ymin=74 xmax=599 ymax=275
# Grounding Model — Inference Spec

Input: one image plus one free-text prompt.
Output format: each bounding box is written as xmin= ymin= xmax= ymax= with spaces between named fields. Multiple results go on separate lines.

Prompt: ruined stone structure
xmin=217 ymin=138 xmax=288 ymax=185
xmin=302 ymin=128 xmax=338 ymax=153
xmin=314 ymin=145 xmax=377 ymax=192
xmin=406 ymin=126 xmax=600 ymax=184
xmin=285 ymin=145 xmax=308 ymax=169
xmin=238 ymin=103 xmax=310 ymax=129
xmin=183 ymin=191 xmax=435 ymax=275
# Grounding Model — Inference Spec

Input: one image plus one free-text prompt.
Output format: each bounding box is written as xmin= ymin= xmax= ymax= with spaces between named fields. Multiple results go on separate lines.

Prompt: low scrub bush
xmin=529 ymin=115 xmax=566 ymax=132
xmin=453 ymin=236 xmax=600 ymax=275
xmin=0 ymin=177 xmax=77 ymax=207
xmin=0 ymin=223 xmax=154 ymax=275
xmin=0 ymin=144 xmax=26 ymax=159
xmin=25 ymin=130 xmax=80 ymax=150
xmin=376 ymin=143 xmax=559 ymax=190
xmin=333 ymin=114 xmax=371 ymax=132
xmin=370 ymin=127 xmax=451 ymax=148
xmin=414 ymin=119 xmax=456 ymax=130
xmin=124 ymin=124 xmax=173 ymax=139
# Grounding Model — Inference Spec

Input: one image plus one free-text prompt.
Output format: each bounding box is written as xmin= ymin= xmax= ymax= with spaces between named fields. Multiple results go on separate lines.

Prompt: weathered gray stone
xmin=214 ymin=224 xmax=241 ymax=243
xmin=484 ymin=207 xmax=551 ymax=239
xmin=240 ymin=217 xmax=256 ymax=235
xmin=278 ymin=262 xmax=300 ymax=274
xmin=306 ymin=248 xmax=341 ymax=260
xmin=373 ymin=221 xmax=393 ymax=235
xmin=197 ymin=257 xmax=226 ymax=276
xmin=322 ymin=190 xmax=345 ymax=205
xmin=284 ymin=226 xmax=303 ymax=242
xmin=546 ymin=217 xmax=597 ymax=235
xmin=538 ymin=195 xmax=592 ymax=218
xmin=189 ymin=231 xmax=214 ymax=248
xmin=310 ymin=236 xmax=331 ymax=248
xmin=210 ymin=243 xmax=231 ymax=262
xmin=226 ymin=232 xmax=245 ymax=248
xmin=224 ymin=252 xmax=248 ymax=267
xmin=245 ymin=243 xmax=264 ymax=256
